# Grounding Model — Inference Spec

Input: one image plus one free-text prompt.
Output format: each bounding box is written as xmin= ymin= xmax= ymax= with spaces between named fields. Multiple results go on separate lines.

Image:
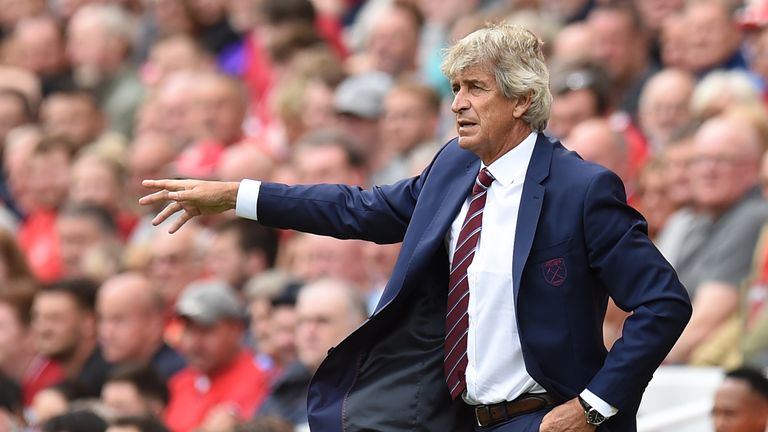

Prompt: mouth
xmin=457 ymin=119 xmax=477 ymax=133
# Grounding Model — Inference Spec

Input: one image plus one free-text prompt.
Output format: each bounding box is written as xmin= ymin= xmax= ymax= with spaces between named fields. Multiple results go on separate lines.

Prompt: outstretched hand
xmin=139 ymin=179 xmax=240 ymax=233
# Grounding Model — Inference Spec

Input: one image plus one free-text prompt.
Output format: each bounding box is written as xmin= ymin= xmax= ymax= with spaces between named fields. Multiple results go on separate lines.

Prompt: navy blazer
xmin=256 ymin=134 xmax=692 ymax=431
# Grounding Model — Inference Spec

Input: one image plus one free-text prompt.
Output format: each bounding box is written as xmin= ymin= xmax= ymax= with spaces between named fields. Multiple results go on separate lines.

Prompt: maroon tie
xmin=445 ymin=167 xmax=495 ymax=399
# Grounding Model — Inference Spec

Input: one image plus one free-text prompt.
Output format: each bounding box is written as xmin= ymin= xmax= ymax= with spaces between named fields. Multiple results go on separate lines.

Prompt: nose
xmin=451 ymin=88 xmax=469 ymax=113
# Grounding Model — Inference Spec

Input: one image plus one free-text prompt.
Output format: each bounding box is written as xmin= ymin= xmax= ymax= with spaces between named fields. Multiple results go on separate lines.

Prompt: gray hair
xmin=441 ymin=23 xmax=552 ymax=131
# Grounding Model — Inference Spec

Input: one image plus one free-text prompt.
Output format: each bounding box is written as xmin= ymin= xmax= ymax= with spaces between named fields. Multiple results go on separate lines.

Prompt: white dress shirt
xmin=234 ymin=132 xmax=616 ymax=417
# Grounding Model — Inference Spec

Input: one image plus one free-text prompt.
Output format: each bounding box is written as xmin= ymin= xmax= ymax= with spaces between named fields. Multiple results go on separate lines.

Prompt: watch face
xmin=587 ymin=409 xmax=606 ymax=425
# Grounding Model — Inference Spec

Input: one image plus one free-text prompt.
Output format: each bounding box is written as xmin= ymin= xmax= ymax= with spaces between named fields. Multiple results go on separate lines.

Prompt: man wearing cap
xmin=164 ymin=280 xmax=269 ymax=432
xmin=143 ymin=24 xmax=690 ymax=431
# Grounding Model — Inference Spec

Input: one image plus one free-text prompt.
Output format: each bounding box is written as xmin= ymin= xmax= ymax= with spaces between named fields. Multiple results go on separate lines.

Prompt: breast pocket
xmin=528 ymin=238 xmax=572 ymax=287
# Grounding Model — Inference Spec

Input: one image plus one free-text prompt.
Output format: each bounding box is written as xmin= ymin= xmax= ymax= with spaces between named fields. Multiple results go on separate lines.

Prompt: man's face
xmin=101 ymin=381 xmax=151 ymax=418
xmin=148 ymin=231 xmax=201 ymax=307
xmin=662 ymin=140 xmax=695 ymax=207
xmin=41 ymin=95 xmax=101 ymax=147
xmin=293 ymin=144 xmax=360 ymax=186
xmin=546 ymin=89 xmax=599 ymax=139
xmin=207 ymin=230 xmax=247 ymax=289
xmin=179 ymin=320 xmax=242 ymax=374
xmin=31 ymin=292 xmax=85 ymax=359
xmin=588 ymin=9 xmax=639 ymax=81
xmin=266 ymin=305 xmax=296 ymax=365
xmin=381 ymin=90 xmax=438 ymax=154
xmin=70 ymin=158 xmax=121 ymax=210
xmin=687 ymin=2 xmax=741 ymax=72
xmin=712 ymin=378 xmax=768 ymax=432
xmin=97 ymin=284 xmax=158 ymax=363
xmin=450 ymin=66 xmax=527 ymax=163
xmin=368 ymin=8 xmax=419 ymax=76
xmin=27 ymin=149 xmax=70 ymax=211
xmin=639 ymin=77 xmax=692 ymax=147
xmin=188 ymin=79 xmax=244 ymax=145
xmin=56 ymin=215 xmax=106 ymax=278
xmin=295 ymin=288 xmax=359 ymax=371
xmin=690 ymin=124 xmax=758 ymax=213
xmin=14 ymin=19 xmax=66 ymax=76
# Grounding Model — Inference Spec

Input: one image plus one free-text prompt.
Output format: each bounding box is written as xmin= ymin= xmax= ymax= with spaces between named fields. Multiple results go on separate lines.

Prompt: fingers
xmin=139 ymin=189 xmax=172 ymax=206
xmin=168 ymin=210 xmax=194 ymax=234
xmin=142 ymin=179 xmax=187 ymax=191
xmin=152 ymin=202 xmax=183 ymax=226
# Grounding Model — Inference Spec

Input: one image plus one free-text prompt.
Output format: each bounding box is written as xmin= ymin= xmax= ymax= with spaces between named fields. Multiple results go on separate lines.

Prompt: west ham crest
xmin=542 ymin=258 xmax=567 ymax=286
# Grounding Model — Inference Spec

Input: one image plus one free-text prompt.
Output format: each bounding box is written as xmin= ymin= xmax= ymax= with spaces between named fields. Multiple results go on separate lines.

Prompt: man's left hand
xmin=539 ymin=398 xmax=596 ymax=432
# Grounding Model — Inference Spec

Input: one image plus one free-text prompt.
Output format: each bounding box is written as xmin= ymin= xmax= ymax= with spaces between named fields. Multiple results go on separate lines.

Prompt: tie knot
xmin=473 ymin=168 xmax=495 ymax=194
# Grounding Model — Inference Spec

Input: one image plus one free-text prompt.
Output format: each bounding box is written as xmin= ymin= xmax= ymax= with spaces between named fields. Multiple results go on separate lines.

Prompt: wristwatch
xmin=578 ymin=396 xmax=607 ymax=426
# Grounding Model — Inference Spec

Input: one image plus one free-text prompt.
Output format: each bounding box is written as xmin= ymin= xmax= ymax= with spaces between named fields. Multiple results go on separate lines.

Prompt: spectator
xmin=356 ymin=1 xmax=423 ymax=78
xmin=550 ymin=22 xmax=595 ymax=64
xmin=69 ymin=152 xmax=137 ymax=240
xmin=56 ymin=204 xmax=122 ymax=283
xmin=685 ymin=0 xmax=746 ymax=74
xmin=32 ymin=279 xmax=112 ymax=393
xmin=712 ymin=367 xmax=768 ymax=432
xmin=2 ymin=125 xmax=41 ymax=218
xmin=101 ymin=364 xmax=169 ymax=419
xmin=175 ymin=73 xmax=248 ymax=179
xmin=244 ymin=272 xmax=302 ymax=377
xmin=40 ymin=88 xmax=105 ymax=150
xmin=207 ymin=219 xmax=279 ymax=292
xmin=587 ymin=1 xmax=658 ymax=116
xmin=164 ymin=281 xmax=270 ymax=432
xmin=659 ymin=124 xmax=698 ymax=211
xmin=376 ymin=81 xmax=441 ymax=185
xmin=291 ymin=129 xmax=367 ymax=186
xmin=635 ymin=158 xmax=676 ymax=240
xmin=662 ymin=117 xmax=768 ymax=363
xmin=146 ymin=224 xmax=206 ymax=329
xmin=0 ymin=280 xmax=51 ymax=406
xmin=546 ymin=60 xmax=612 ymax=140
xmin=66 ymin=3 xmax=144 ymax=138
xmin=637 ymin=68 xmax=695 ymax=151
xmin=333 ymin=72 xmax=393 ymax=173
xmin=9 ymin=14 xmax=71 ymax=95
xmin=257 ymin=279 xmax=366 ymax=428
xmin=141 ymin=34 xmax=212 ymax=89
xmin=97 ymin=273 xmax=185 ymax=380
xmin=564 ymin=119 xmax=631 ymax=187
xmin=284 ymin=233 xmax=370 ymax=292
xmin=18 ymin=136 xmax=74 ymax=282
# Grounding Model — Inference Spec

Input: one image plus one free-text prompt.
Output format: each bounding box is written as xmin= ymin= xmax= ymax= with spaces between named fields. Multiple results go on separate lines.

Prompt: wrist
xmin=578 ymin=396 xmax=607 ymax=426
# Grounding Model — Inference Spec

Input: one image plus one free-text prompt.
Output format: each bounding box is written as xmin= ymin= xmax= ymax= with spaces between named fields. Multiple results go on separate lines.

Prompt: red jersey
xmin=164 ymin=351 xmax=270 ymax=432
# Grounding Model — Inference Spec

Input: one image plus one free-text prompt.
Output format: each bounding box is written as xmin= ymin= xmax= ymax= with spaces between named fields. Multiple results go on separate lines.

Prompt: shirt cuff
xmin=234 ymin=179 xmax=261 ymax=220
xmin=579 ymin=389 xmax=618 ymax=418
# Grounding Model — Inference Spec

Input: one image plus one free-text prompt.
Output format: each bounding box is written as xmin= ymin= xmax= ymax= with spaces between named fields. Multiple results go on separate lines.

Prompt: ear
xmin=512 ymin=92 xmax=533 ymax=119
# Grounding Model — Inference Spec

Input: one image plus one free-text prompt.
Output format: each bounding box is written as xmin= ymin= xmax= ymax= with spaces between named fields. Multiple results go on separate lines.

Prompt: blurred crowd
xmin=0 ymin=0 xmax=767 ymax=431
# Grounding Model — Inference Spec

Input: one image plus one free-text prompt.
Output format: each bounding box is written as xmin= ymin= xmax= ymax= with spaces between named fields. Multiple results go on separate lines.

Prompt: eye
xmin=451 ymin=84 xmax=460 ymax=95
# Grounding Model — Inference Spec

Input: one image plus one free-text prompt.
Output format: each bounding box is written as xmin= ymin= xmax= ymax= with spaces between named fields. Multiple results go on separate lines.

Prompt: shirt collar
xmin=483 ymin=131 xmax=538 ymax=187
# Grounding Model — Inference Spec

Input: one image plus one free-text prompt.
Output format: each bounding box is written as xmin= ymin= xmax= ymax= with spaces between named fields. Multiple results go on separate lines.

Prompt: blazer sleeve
xmin=582 ymin=170 xmax=692 ymax=411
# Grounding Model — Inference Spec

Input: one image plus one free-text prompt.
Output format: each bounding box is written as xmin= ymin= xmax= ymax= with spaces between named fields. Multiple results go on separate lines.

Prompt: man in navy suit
xmin=141 ymin=23 xmax=691 ymax=432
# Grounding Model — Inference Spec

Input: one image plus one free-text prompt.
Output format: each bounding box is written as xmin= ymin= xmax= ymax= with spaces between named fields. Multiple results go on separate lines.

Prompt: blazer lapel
xmin=513 ymin=134 xmax=553 ymax=302
xmin=375 ymin=148 xmax=480 ymax=313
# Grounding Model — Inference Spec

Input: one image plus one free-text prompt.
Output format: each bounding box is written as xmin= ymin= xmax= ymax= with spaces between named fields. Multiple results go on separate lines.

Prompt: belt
xmin=472 ymin=393 xmax=556 ymax=428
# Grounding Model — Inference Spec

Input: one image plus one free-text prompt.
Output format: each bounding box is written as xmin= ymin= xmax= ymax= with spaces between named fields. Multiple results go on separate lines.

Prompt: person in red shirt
xmin=164 ymin=280 xmax=269 ymax=432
